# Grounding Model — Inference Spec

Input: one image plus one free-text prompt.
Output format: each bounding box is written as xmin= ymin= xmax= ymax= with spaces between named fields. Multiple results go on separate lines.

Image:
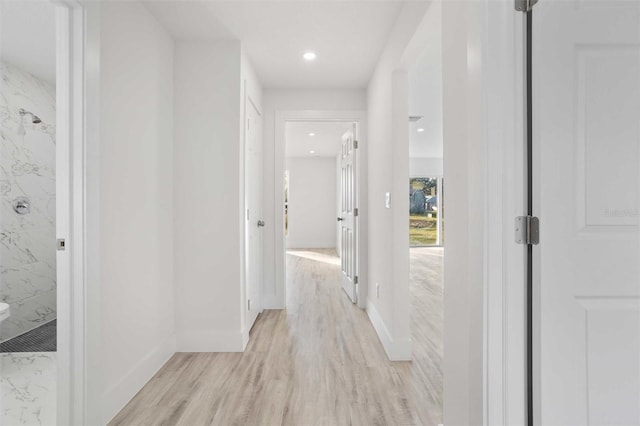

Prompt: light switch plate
xmin=385 ymin=192 xmax=391 ymax=209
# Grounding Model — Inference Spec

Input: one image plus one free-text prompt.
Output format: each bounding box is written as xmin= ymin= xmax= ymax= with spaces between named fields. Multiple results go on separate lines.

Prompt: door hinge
xmin=354 ymin=208 xmax=359 ymax=217
xmin=354 ymin=275 xmax=359 ymax=284
xmin=515 ymin=216 xmax=540 ymax=245
xmin=515 ymin=0 xmax=537 ymax=12
xmin=353 ymin=140 xmax=359 ymax=149
xmin=247 ymin=299 xmax=251 ymax=311
xmin=57 ymin=238 xmax=66 ymax=251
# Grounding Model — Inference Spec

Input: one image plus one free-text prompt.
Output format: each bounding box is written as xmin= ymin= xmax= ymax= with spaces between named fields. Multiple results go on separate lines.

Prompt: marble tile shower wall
xmin=0 ymin=61 xmax=56 ymax=342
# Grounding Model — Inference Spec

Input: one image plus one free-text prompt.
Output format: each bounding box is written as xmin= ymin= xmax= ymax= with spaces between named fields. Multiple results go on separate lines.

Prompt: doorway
xmin=0 ymin=0 xmax=89 ymax=423
xmin=273 ymin=110 xmax=367 ymax=310
xmin=0 ymin=1 xmax=88 ymax=423
xmin=244 ymin=96 xmax=264 ymax=333
xmin=284 ymin=120 xmax=358 ymax=306
xmin=0 ymin=1 xmax=58 ymax=423
xmin=407 ymin=1 xmax=445 ymax=422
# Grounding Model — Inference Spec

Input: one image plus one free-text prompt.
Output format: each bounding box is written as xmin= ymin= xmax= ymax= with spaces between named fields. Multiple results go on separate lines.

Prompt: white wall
xmin=442 ymin=2 xmax=486 ymax=424
xmin=285 ymin=157 xmax=336 ymax=249
xmin=262 ymin=89 xmax=366 ymax=308
xmin=365 ymin=1 xmax=429 ymax=361
xmin=173 ymin=40 xmax=245 ymax=352
xmin=410 ymin=157 xmax=443 ymax=177
xmin=99 ymin=2 xmax=175 ymax=422
xmin=408 ymin=1 xmax=443 ymax=179
xmin=408 ymin=0 xmax=443 ymax=160
xmin=366 ymin=4 xmax=487 ymax=424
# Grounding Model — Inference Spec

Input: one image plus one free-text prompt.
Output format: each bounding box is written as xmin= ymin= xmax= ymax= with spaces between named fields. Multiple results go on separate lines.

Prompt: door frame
xmin=339 ymin=125 xmax=359 ymax=303
xmin=427 ymin=0 xmax=528 ymax=423
xmin=482 ymin=1 xmax=527 ymax=424
xmin=273 ymin=110 xmax=367 ymax=309
xmin=53 ymin=1 xmax=96 ymax=424
xmin=242 ymin=91 xmax=264 ymax=344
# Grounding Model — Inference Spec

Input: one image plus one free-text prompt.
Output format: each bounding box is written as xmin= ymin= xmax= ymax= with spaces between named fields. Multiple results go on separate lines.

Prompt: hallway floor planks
xmin=109 ymin=248 xmax=443 ymax=426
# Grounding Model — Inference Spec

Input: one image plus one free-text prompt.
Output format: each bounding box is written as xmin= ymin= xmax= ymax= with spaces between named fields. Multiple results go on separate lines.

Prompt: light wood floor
xmin=110 ymin=248 xmax=443 ymax=426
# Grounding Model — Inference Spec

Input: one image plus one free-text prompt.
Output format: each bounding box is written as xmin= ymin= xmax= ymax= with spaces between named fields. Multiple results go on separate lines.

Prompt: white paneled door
xmin=339 ymin=126 xmax=358 ymax=303
xmin=535 ymin=1 xmax=640 ymax=424
xmin=245 ymin=99 xmax=263 ymax=330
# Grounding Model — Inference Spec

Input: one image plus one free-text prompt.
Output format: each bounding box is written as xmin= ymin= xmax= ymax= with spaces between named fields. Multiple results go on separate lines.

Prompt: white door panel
xmin=535 ymin=1 xmax=640 ymax=424
xmin=245 ymin=100 xmax=263 ymax=330
xmin=340 ymin=127 xmax=357 ymax=303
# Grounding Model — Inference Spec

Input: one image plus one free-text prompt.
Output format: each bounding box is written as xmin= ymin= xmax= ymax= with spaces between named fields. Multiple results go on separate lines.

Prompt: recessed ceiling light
xmin=303 ymin=52 xmax=317 ymax=61
xmin=417 ymin=128 xmax=425 ymax=132
xmin=310 ymin=150 xmax=316 ymax=154
xmin=308 ymin=132 xmax=316 ymax=137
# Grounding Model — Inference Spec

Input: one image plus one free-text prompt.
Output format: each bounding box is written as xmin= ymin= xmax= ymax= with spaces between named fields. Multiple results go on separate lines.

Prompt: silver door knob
xmin=257 ymin=220 xmax=265 ymax=227
xmin=337 ymin=217 xmax=343 ymax=222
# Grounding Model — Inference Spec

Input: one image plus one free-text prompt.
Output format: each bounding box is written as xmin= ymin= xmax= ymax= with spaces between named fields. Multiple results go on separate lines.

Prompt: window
xmin=409 ymin=177 xmax=444 ymax=246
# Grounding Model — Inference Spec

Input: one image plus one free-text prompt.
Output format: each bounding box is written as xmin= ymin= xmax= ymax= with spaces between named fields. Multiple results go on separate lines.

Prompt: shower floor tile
xmin=1 ymin=321 xmax=57 ymax=353
xmin=0 ymin=352 xmax=56 ymax=426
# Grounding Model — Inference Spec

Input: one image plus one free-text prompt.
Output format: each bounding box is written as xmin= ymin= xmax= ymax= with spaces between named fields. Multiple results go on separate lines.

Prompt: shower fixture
xmin=17 ymin=108 xmax=42 ymax=136
xmin=12 ymin=196 xmax=31 ymax=215
xmin=19 ymin=108 xmax=42 ymax=124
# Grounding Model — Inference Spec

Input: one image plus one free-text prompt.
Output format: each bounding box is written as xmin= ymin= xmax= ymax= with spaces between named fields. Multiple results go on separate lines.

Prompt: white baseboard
xmin=177 ymin=330 xmax=245 ymax=352
xmin=366 ymin=300 xmax=412 ymax=361
xmin=242 ymin=327 xmax=250 ymax=350
xmin=104 ymin=334 xmax=176 ymax=424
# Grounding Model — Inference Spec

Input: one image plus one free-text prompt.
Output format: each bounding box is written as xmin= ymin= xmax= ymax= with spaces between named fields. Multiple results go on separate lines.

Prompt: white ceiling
xmin=142 ymin=1 xmax=237 ymax=40
xmin=286 ymin=121 xmax=353 ymax=158
xmin=144 ymin=1 xmax=404 ymax=89
xmin=0 ymin=0 xmax=57 ymax=84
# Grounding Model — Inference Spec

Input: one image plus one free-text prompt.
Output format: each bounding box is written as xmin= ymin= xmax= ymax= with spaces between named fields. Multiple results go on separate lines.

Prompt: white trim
xmin=81 ymin=2 xmax=102 ymax=424
xmin=54 ymin=1 xmax=88 ymax=425
xmin=366 ymin=300 xmax=412 ymax=361
xmin=242 ymin=327 xmax=250 ymax=350
xmin=103 ymin=335 xmax=176 ymax=424
xmin=177 ymin=331 xmax=246 ymax=353
xmin=242 ymin=89 xmax=263 ymax=339
xmin=242 ymin=79 xmax=248 ymax=338
xmin=483 ymin=1 xmax=527 ymax=424
xmin=55 ymin=6 xmax=72 ymax=426
xmin=272 ymin=110 xmax=367 ymax=310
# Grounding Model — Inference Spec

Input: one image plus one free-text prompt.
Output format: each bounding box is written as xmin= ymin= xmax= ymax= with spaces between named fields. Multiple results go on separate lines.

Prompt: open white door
xmin=339 ymin=126 xmax=357 ymax=303
xmin=245 ymin=100 xmax=263 ymax=330
xmin=535 ymin=1 xmax=640 ymax=424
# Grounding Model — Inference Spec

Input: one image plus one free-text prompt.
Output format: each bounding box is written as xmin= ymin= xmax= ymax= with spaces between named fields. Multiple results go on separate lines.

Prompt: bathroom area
xmin=1 ymin=1 xmax=58 ymax=424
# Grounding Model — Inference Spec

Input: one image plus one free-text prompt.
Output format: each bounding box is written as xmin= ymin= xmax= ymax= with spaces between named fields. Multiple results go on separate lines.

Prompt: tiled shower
xmin=0 ymin=60 xmax=57 ymax=348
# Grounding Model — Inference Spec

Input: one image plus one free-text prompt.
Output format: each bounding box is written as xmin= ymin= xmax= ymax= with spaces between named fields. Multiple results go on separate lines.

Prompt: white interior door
xmin=535 ymin=2 xmax=640 ymax=424
xmin=339 ymin=126 xmax=357 ymax=303
xmin=245 ymin=100 xmax=263 ymax=330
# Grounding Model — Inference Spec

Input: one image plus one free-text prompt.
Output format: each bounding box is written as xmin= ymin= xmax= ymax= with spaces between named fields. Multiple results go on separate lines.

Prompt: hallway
xmin=110 ymin=249 xmax=443 ymax=425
